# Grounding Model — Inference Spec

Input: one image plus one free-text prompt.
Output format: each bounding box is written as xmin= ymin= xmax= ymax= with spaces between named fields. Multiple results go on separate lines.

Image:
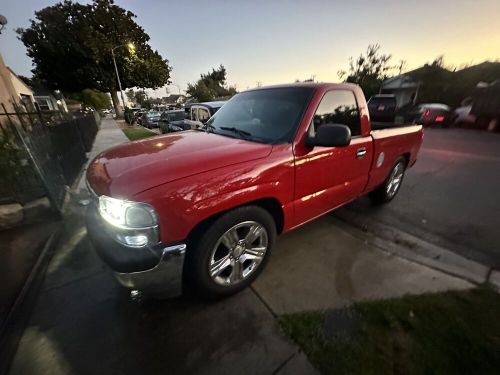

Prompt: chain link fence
xmin=0 ymin=101 xmax=100 ymax=213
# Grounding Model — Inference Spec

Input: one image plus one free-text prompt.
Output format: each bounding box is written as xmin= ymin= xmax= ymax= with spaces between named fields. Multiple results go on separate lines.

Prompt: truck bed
xmin=364 ymin=124 xmax=423 ymax=193
xmin=371 ymin=120 xmax=415 ymax=131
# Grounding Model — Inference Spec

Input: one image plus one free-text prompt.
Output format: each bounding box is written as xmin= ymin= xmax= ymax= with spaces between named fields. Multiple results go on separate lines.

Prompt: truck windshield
xmin=206 ymin=87 xmax=314 ymax=144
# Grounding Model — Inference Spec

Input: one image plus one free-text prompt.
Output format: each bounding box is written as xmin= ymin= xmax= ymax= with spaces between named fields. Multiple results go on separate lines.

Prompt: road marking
xmin=422 ymin=148 xmax=500 ymax=163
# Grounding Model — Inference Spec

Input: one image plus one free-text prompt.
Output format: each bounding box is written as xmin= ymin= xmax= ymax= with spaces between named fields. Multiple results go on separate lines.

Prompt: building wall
xmin=9 ymin=71 xmax=33 ymax=98
xmin=0 ymin=54 xmax=17 ymax=112
xmin=0 ymin=53 xmax=34 ymax=113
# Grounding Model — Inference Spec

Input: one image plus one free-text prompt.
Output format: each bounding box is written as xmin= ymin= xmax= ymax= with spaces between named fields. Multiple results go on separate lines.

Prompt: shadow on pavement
xmin=8 ymin=199 xmax=301 ymax=375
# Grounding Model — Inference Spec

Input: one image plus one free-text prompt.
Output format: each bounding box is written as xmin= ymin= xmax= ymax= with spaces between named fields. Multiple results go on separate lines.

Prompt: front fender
xmin=136 ymin=146 xmax=295 ymax=245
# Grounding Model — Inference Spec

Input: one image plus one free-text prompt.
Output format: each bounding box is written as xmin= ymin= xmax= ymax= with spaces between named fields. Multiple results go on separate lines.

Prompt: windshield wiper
xmin=219 ymin=126 xmax=252 ymax=139
xmin=205 ymin=123 xmax=216 ymax=133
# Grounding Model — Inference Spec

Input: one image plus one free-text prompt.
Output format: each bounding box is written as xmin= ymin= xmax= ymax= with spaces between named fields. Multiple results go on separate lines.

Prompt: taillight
xmin=423 ymin=110 xmax=430 ymax=117
xmin=435 ymin=116 xmax=445 ymax=122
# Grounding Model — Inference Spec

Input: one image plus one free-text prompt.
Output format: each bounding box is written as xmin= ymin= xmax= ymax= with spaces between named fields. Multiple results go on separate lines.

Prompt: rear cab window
xmin=368 ymin=97 xmax=396 ymax=110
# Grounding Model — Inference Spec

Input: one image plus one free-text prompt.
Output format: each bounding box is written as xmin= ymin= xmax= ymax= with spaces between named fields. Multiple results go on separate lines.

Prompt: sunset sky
xmin=1 ymin=0 xmax=499 ymax=96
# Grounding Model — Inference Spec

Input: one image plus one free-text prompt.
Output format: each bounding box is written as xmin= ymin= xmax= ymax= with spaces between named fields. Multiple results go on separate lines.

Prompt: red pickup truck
xmin=86 ymin=83 xmax=423 ymax=298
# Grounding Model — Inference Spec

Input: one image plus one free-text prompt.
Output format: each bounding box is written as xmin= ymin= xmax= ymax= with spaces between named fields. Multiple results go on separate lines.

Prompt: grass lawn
xmin=280 ymin=287 xmax=500 ymax=375
xmin=122 ymin=127 xmax=157 ymax=141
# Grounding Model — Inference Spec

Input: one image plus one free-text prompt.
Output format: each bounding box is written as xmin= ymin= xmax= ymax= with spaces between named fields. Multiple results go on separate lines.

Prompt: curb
xmin=0 ymin=225 xmax=63 ymax=375
xmin=332 ymin=209 xmax=499 ymax=290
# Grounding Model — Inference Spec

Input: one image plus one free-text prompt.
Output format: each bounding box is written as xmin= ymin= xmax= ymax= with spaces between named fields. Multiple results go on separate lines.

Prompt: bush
xmin=124 ymin=107 xmax=134 ymax=124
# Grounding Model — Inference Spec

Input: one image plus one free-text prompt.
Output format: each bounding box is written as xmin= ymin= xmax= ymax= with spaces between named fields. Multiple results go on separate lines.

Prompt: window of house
xmin=313 ymin=90 xmax=361 ymax=136
xmin=36 ymin=97 xmax=53 ymax=111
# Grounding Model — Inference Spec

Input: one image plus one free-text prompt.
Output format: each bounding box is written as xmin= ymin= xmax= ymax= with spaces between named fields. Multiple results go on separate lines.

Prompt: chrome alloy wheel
xmin=386 ymin=161 xmax=405 ymax=198
xmin=208 ymin=221 xmax=268 ymax=286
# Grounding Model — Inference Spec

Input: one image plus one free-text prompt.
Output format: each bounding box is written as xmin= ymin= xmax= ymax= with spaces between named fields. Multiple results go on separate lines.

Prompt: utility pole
xmin=111 ymin=43 xmax=135 ymax=114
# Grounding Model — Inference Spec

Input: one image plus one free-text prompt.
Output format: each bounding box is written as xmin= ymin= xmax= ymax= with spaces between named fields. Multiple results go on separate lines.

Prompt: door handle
xmin=356 ymin=148 xmax=367 ymax=159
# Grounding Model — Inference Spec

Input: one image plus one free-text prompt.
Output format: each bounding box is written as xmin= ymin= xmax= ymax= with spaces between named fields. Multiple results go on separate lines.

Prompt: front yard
xmin=122 ymin=127 xmax=157 ymax=141
xmin=280 ymin=287 xmax=500 ymax=374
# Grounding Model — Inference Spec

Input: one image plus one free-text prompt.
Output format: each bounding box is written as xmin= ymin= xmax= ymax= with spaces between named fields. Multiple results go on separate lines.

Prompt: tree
xmin=134 ymin=89 xmax=148 ymax=107
xmin=186 ymin=65 xmax=237 ymax=102
xmin=408 ymin=56 xmax=454 ymax=105
xmin=126 ymin=89 xmax=135 ymax=105
xmin=338 ymin=44 xmax=393 ymax=99
xmin=69 ymin=89 xmax=111 ymax=110
xmin=17 ymin=0 xmax=171 ymax=115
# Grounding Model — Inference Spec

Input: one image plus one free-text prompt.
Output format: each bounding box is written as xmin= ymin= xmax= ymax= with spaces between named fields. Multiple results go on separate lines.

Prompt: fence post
xmin=19 ymin=100 xmax=37 ymax=128
xmin=11 ymin=100 xmax=29 ymax=133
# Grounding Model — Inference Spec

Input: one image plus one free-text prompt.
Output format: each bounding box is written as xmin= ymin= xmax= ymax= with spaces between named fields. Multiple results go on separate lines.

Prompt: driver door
xmin=293 ymin=90 xmax=372 ymax=224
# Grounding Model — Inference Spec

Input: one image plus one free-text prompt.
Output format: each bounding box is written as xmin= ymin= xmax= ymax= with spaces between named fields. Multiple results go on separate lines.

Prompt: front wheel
xmin=188 ymin=206 xmax=276 ymax=298
xmin=370 ymin=157 xmax=407 ymax=204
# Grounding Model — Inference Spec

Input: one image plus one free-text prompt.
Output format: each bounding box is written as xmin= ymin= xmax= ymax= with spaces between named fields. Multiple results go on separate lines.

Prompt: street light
xmin=168 ymin=83 xmax=181 ymax=95
xmin=111 ymin=43 xmax=135 ymax=112
xmin=0 ymin=15 xmax=7 ymax=34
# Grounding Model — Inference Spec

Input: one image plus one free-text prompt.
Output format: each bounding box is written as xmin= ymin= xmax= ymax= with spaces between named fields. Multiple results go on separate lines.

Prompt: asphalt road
xmin=337 ymin=128 xmax=500 ymax=268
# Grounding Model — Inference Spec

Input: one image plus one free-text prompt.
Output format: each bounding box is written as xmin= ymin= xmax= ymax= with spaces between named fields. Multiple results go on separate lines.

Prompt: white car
xmin=453 ymin=104 xmax=476 ymax=127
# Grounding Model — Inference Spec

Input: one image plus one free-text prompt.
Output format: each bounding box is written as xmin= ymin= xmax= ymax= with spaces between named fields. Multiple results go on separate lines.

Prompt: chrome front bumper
xmin=85 ymin=204 xmax=186 ymax=298
xmin=114 ymin=244 xmax=186 ymax=298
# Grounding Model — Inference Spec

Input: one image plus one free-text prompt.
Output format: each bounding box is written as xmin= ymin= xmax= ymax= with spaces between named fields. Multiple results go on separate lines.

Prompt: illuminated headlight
xmin=98 ymin=196 xmax=159 ymax=248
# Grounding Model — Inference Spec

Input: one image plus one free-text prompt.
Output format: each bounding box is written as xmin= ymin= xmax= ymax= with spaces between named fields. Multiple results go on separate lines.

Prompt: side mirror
xmin=307 ymin=124 xmax=351 ymax=147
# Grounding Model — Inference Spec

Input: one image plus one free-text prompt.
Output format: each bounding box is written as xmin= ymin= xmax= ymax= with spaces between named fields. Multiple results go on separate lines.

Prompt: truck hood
xmin=86 ymin=131 xmax=272 ymax=198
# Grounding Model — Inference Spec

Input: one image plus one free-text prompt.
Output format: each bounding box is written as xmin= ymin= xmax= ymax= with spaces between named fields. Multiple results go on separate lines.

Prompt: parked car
xmin=86 ymin=83 xmax=423 ymax=299
xmin=411 ymin=103 xmax=452 ymax=127
xmin=159 ymin=101 xmax=226 ymax=133
xmin=159 ymin=109 xmax=188 ymax=133
xmin=141 ymin=111 xmax=161 ymax=128
xmin=183 ymin=101 xmax=226 ymax=130
xmin=367 ymin=94 xmax=397 ymax=124
xmin=453 ymin=102 xmax=476 ymax=127
xmin=469 ymin=80 xmax=500 ymax=130
xmin=132 ymin=110 xmax=144 ymax=125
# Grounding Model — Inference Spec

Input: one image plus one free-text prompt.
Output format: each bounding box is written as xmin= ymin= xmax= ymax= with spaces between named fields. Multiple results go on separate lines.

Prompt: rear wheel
xmin=188 ymin=206 xmax=276 ymax=298
xmin=370 ymin=157 xmax=406 ymax=204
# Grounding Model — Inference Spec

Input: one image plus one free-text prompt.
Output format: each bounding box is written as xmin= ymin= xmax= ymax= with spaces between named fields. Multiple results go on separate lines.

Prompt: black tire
xmin=370 ymin=157 xmax=407 ymax=204
xmin=187 ymin=206 xmax=276 ymax=298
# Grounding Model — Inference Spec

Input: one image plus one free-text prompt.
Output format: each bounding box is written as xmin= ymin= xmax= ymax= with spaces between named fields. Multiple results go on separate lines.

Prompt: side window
xmin=190 ymin=107 xmax=198 ymax=121
xmin=313 ymin=90 xmax=361 ymax=136
xmin=198 ymin=107 xmax=210 ymax=123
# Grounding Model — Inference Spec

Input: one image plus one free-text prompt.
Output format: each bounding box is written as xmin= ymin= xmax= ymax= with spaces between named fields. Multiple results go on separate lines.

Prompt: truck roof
xmin=244 ymin=82 xmax=361 ymax=92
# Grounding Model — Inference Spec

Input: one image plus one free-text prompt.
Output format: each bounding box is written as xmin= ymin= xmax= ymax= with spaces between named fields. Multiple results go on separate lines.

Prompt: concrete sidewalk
xmin=8 ymin=197 xmax=317 ymax=375
xmin=75 ymin=116 xmax=129 ymax=193
xmin=253 ymin=215 xmax=471 ymax=315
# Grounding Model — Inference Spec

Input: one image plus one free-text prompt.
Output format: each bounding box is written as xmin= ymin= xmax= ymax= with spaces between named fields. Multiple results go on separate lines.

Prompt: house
xmin=0 ymin=53 xmax=35 ymax=112
xmin=163 ymin=94 xmax=186 ymax=106
xmin=381 ymin=62 xmax=500 ymax=109
xmin=380 ymin=65 xmax=452 ymax=108
xmin=31 ymin=85 xmax=68 ymax=112
xmin=380 ymin=74 xmax=419 ymax=108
